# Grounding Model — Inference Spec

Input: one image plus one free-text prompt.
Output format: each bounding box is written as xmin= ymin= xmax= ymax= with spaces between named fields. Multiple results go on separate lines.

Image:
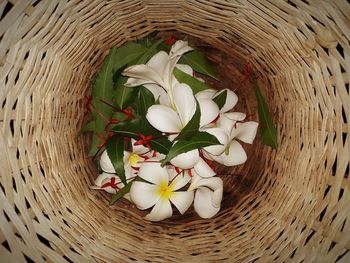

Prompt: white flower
xmin=146 ymin=83 xmax=200 ymax=169
xmin=123 ymin=40 xmax=193 ymax=105
xmin=130 ymin=160 xmax=194 ymax=221
xmin=196 ymin=88 xmax=238 ymax=114
xmin=205 ymin=112 xmax=259 ymax=166
xmin=188 ymin=164 xmax=223 ymax=219
xmin=94 ymin=140 xmax=149 ymax=194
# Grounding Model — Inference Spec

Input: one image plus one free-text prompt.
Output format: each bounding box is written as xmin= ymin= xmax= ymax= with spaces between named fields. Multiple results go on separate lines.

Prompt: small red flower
xmin=165 ymin=35 xmax=176 ymax=45
xmin=134 ymin=133 xmax=153 ymax=151
xmin=101 ymin=177 xmax=120 ymax=189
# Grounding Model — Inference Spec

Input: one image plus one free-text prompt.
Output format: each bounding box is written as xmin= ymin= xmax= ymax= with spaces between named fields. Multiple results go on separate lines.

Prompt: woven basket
xmin=1 ymin=0 xmax=349 ymax=262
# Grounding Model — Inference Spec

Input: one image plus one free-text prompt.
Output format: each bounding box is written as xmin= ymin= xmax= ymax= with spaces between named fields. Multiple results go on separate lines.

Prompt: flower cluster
xmin=88 ymin=38 xmax=258 ymax=221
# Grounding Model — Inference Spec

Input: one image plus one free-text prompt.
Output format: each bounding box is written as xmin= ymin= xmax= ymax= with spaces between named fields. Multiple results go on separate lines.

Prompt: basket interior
xmin=0 ymin=1 xmax=349 ymax=262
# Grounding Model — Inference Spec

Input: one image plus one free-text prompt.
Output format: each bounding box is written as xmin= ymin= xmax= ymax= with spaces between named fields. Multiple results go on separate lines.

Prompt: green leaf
xmin=251 ymin=72 xmax=277 ymax=149
xmin=136 ymin=39 xmax=163 ymax=64
xmin=174 ymin=101 xmax=200 ymax=141
xmin=111 ymin=118 xmax=172 ymax=155
xmin=137 ymin=31 xmax=159 ymax=47
xmin=173 ymin=67 xmax=211 ymax=94
xmin=113 ymin=42 xmax=148 ymax=72
xmin=114 ymin=76 xmax=139 ymax=109
xmin=106 ymin=135 xmax=127 ymax=185
xmin=109 ymin=181 xmax=133 ymax=205
xmin=135 ymin=86 xmax=155 ymax=116
xmin=89 ymin=48 xmax=119 ymax=156
xmin=161 ymin=132 xmax=221 ymax=166
xmin=179 ymin=49 xmax=218 ymax=80
xmin=213 ymin=90 xmax=227 ymax=110
xmin=88 ymin=43 xmax=148 ymax=156
xmin=149 ymin=137 xmax=172 ymax=155
xmin=78 ymin=120 xmax=96 ymax=135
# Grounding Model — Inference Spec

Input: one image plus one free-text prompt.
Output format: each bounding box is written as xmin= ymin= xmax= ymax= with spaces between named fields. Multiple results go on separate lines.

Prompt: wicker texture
xmin=0 ymin=0 xmax=349 ymax=262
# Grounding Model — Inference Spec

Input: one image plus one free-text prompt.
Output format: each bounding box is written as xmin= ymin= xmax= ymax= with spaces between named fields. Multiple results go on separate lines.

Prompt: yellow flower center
xmin=157 ymin=181 xmax=174 ymax=200
xmin=128 ymin=153 xmax=141 ymax=166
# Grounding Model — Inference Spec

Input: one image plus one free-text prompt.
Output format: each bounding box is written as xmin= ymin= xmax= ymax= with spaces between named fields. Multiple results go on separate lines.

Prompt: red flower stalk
xmin=134 ymin=132 xmax=153 ymax=151
xmin=101 ymin=177 xmax=120 ymax=190
xmin=165 ymin=35 xmax=176 ymax=45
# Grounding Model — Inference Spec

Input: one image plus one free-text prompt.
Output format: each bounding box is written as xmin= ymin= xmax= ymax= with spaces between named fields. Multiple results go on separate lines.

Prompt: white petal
xmin=147 ymin=51 xmax=169 ymax=76
xmin=169 ymin=40 xmax=193 ymax=58
xmin=216 ymin=89 xmax=238 ymax=113
xmin=103 ymin=187 xmax=117 ymax=194
xmin=158 ymin=87 xmax=171 ymax=107
xmin=129 ymin=181 xmax=160 ymax=210
xmin=145 ymin=199 xmax=173 ymax=221
xmin=125 ymin=77 xmax=149 ymax=88
xmin=194 ymin=188 xmax=220 ymax=219
xmin=194 ymin=177 xmax=223 ymax=207
xmin=211 ymin=140 xmax=247 ymax=166
xmin=225 ymin=112 xmax=246 ymax=122
xmin=143 ymin=83 xmax=163 ymax=101
xmin=193 ymin=158 xmax=216 ymax=178
xmin=173 ymin=83 xmax=196 ymax=126
xmin=131 ymin=139 xmax=149 ymax=155
xmin=138 ymin=160 xmax=169 ymax=185
xmin=188 ymin=172 xmax=201 ymax=191
xmin=167 ymin=166 xmax=179 ymax=181
xmin=170 ymin=149 xmax=199 ymax=169
xmin=146 ymin=105 xmax=181 ymax=133
xmin=216 ymin=113 xmax=234 ymax=135
xmin=94 ymin=172 xmax=113 ymax=187
xmin=203 ymin=127 xmax=229 ymax=156
xmin=169 ymin=191 xmax=194 ymax=214
xmin=145 ymin=84 xmax=171 ymax=106
xmin=123 ymin=64 xmax=165 ymax=87
xmin=231 ymin=121 xmax=259 ymax=144
xmin=168 ymin=134 xmax=178 ymax=142
xmin=175 ymin=64 xmax=193 ymax=76
xmin=170 ymin=171 xmax=192 ymax=191
xmin=198 ymin=98 xmax=219 ymax=127
xmin=100 ymin=151 xmax=115 ymax=173
xmin=98 ymin=175 xmax=121 ymax=194
xmin=195 ymin=89 xmax=216 ymax=100
xmin=202 ymin=150 xmax=214 ymax=161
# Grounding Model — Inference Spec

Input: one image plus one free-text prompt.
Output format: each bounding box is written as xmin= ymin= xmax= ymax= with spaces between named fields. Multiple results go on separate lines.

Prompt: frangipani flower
xmin=196 ymin=88 xmax=238 ymax=114
xmin=130 ymin=160 xmax=194 ymax=221
xmin=146 ymin=83 xmax=199 ymax=169
xmin=206 ymin=112 xmax=259 ymax=166
xmin=123 ymin=40 xmax=193 ymax=103
xmin=94 ymin=139 xmax=150 ymax=194
xmin=188 ymin=169 xmax=223 ymax=219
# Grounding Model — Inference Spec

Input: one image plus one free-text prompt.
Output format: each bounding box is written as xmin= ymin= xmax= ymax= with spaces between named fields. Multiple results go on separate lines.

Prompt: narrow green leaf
xmin=161 ymin=132 xmax=221 ymax=166
xmin=109 ymin=181 xmax=133 ymax=205
xmin=179 ymin=49 xmax=218 ymax=80
xmin=114 ymin=76 xmax=139 ymax=109
xmin=173 ymin=67 xmax=211 ymax=94
xmin=251 ymin=72 xmax=277 ymax=149
xmin=136 ymin=39 xmax=163 ymax=64
xmin=112 ymin=118 xmax=154 ymax=139
xmin=78 ymin=120 xmax=96 ymax=136
xmin=89 ymin=48 xmax=119 ymax=156
xmin=137 ymin=31 xmax=159 ymax=47
xmin=106 ymin=135 xmax=127 ymax=185
xmin=113 ymin=42 xmax=148 ymax=72
xmin=149 ymin=137 xmax=172 ymax=155
xmin=111 ymin=118 xmax=172 ymax=154
xmin=135 ymin=87 xmax=155 ymax=116
xmin=213 ymin=90 xmax=227 ymax=110
xmin=174 ymin=101 xmax=200 ymax=141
